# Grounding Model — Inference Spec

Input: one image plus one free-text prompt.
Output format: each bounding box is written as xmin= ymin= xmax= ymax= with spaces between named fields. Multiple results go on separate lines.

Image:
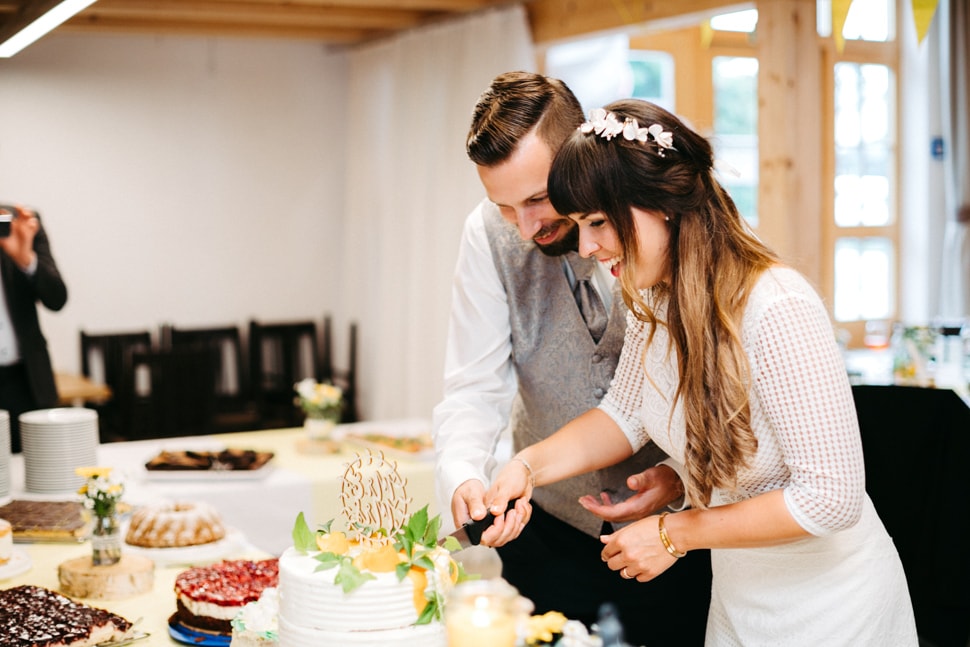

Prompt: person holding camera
xmin=0 ymin=204 xmax=68 ymax=452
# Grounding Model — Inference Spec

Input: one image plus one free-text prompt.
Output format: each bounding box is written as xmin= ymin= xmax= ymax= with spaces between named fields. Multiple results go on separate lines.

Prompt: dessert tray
xmin=0 ymin=547 xmax=32 ymax=580
xmin=0 ymin=499 xmax=90 ymax=543
xmin=337 ymin=419 xmax=434 ymax=461
xmin=123 ymin=528 xmax=246 ymax=567
xmin=142 ymin=448 xmax=275 ymax=481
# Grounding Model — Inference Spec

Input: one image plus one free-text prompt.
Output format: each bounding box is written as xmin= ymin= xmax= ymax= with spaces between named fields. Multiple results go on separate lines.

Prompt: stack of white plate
xmin=20 ymin=408 xmax=99 ymax=495
xmin=0 ymin=410 xmax=10 ymax=499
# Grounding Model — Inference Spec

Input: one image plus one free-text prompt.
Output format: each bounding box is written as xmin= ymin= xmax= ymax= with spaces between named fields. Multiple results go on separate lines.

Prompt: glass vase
xmin=91 ymin=513 xmax=122 ymax=566
xmin=304 ymin=415 xmax=338 ymax=441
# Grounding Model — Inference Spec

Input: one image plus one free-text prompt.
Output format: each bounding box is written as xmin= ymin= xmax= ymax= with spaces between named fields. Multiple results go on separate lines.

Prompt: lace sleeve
xmin=750 ymin=287 xmax=866 ymax=535
xmin=599 ymin=309 xmax=650 ymax=450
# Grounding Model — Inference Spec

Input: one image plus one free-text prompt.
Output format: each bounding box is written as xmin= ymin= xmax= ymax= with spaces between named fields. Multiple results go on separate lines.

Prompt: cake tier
xmin=278 ymin=614 xmax=445 ymax=647
xmin=278 ymin=547 xmax=426 ymax=633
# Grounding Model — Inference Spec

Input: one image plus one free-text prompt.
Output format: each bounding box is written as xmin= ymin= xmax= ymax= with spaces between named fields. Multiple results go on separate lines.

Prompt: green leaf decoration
xmin=441 ymin=535 xmax=462 ymax=552
xmin=312 ymin=552 xmax=343 ymax=571
xmin=335 ymin=560 xmax=376 ymax=593
xmin=423 ymin=514 xmax=441 ymax=546
xmin=414 ymin=554 xmax=436 ymax=571
xmin=292 ymin=512 xmax=315 ymax=554
xmin=318 ymin=519 xmax=334 ymax=534
xmin=415 ymin=590 xmax=443 ymax=625
xmin=408 ymin=505 xmax=429 ymax=543
xmin=395 ymin=561 xmax=411 ymax=582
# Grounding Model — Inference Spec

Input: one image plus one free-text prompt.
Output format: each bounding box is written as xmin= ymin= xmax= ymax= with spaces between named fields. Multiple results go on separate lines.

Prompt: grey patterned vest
xmin=483 ymin=206 xmax=668 ymax=537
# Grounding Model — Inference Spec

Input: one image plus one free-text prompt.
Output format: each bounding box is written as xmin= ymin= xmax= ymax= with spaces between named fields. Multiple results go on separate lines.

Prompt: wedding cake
xmin=277 ymin=507 xmax=458 ymax=647
xmin=275 ymin=450 xmax=465 ymax=647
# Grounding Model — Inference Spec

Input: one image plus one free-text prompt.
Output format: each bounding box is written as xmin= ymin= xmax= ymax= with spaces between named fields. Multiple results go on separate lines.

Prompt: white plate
xmin=140 ymin=464 xmax=274 ymax=482
xmin=0 ymin=547 xmax=33 ymax=580
xmin=123 ymin=527 xmax=246 ymax=566
xmin=19 ymin=407 xmax=99 ymax=425
xmin=336 ymin=419 xmax=434 ymax=462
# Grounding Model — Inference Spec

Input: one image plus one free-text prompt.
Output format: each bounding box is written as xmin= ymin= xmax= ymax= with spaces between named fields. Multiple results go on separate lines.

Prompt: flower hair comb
xmin=579 ymin=107 xmax=675 ymax=156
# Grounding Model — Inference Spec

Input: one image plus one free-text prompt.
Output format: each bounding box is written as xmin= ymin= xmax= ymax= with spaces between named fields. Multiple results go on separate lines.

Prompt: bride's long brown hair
xmin=549 ymin=99 xmax=779 ymax=507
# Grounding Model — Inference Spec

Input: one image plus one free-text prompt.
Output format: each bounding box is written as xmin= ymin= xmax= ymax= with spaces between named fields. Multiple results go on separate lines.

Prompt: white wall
xmin=0 ymin=33 xmax=349 ymax=380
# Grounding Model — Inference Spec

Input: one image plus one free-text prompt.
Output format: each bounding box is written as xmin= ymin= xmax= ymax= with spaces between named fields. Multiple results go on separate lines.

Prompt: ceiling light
xmin=0 ymin=0 xmax=98 ymax=58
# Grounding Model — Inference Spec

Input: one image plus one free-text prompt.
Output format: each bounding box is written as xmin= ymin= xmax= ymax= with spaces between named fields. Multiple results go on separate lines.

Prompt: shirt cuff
xmin=20 ymin=254 xmax=38 ymax=276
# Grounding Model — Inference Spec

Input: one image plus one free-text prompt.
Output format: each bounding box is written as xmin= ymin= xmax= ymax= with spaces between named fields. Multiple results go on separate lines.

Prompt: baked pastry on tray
xmin=0 ymin=584 xmax=135 ymax=647
xmin=144 ymin=449 xmax=273 ymax=471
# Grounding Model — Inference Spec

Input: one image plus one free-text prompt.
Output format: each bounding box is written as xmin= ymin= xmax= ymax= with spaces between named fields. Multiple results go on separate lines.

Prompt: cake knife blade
xmin=438 ymin=499 xmax=518 ymax=550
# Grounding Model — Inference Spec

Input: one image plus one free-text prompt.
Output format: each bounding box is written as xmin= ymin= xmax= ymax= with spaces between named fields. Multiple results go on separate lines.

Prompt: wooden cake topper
xmin=339 ymin=450 xmax=411 ymax=540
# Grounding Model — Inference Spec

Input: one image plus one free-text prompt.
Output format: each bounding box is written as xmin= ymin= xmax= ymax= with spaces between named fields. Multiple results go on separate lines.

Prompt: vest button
xmin=591 ymin=354 xmax=602 ymax=363
xmin=593 ymin=388 xmax=605 ymax=399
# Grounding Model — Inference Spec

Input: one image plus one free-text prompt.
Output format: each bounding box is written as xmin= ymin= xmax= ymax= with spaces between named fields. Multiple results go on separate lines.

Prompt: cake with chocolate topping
xmin=0 ymin=585 xmax=133 ymax=647
xmin=0 ymin=500 xmax=87 ymax=542
xmin=174 ymin=558 xmax=279 ymax=634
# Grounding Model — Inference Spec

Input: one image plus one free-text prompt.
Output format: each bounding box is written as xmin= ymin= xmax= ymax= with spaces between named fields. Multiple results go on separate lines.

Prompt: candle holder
xmin=445 ymin=579 xmax=532 ymax=647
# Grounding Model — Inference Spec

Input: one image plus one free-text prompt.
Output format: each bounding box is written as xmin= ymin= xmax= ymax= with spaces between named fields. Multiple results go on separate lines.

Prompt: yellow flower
xmin=525 ymin=611 xmax=568 ymax=645
xmin=75 ymin=466 xmax=112 ymax=479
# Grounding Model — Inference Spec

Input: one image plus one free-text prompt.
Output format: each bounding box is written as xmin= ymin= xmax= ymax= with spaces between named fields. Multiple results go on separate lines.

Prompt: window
xmin=825 ymin=0 xmax=898 ymax=339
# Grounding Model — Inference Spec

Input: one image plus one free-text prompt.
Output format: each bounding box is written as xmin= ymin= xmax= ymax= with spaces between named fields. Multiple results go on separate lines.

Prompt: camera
xmin=0 ymin=205 xmax=16 ymax=238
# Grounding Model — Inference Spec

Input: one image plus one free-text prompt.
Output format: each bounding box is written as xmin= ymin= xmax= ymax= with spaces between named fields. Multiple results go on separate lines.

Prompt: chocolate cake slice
xmin=0 ymin=585 xmax=133 ymax=647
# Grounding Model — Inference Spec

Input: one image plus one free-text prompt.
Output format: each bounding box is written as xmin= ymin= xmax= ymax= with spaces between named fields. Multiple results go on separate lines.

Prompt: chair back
xmin=125 ymin=348 xmax=217 ymax=440
xmin=169 ymin=325 xmax=248 ymax=400
xmin=249 ymin=319 xmax=319 ymax=428
xmin=79 ymin=329 xmax=153 ymax=441
xmin=323 ymin=319 xmax=359 ymax=423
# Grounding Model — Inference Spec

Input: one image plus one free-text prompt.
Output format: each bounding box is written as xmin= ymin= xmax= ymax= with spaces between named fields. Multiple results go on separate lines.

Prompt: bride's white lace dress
xmin=600 ymin=267 xmax=918 ymax=646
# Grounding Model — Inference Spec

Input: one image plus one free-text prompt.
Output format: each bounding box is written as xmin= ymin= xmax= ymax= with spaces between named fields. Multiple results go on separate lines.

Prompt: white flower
xmin=648 ymin=123 xmax=674 ymax=153
xmin=622 ymin=119 xmax=649 ymax=143
xmin=580 ymin=108 xmax=624 ymax=140
xmin=581 ymin=109 xmax=675 ymax=156
xmin=294 ymin=378 xmax=343 ymax=419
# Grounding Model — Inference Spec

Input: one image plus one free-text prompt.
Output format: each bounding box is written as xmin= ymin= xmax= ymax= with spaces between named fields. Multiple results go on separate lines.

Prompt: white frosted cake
xmin=277 ymin=507 xmax=459 ymax=647
xmin=230 ymin=587 xmax=279 ymax=647
xmin=0 ymin=518 xmax=12 ymax=565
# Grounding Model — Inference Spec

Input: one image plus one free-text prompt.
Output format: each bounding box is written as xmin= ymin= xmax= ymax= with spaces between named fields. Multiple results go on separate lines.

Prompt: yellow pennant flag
xmin=700 ymin=19 xmax=713 ymax=49
xmin=832 ymin=0 xmax=854 ymax=54
xmin=911 ymin=0 xmax=940 ymax=45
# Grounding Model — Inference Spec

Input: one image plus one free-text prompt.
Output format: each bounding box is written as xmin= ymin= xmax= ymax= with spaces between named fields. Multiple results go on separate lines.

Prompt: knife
xmin=438 ymin=499 xmax=519 ymax=549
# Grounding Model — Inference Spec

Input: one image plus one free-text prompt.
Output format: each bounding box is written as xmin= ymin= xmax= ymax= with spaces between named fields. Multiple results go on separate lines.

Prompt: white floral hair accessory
xmin=580 ymin=107 xmax=675 ymax=156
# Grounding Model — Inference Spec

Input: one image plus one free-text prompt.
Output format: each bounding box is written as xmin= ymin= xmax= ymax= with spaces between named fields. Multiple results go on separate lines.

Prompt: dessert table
xmin=0 ymin=420 xmax=444 ymax=646
xmin=2 ymin=541 xmax=268 ymax=646
xmin=5 ymin=420 xmax=439 ymax=556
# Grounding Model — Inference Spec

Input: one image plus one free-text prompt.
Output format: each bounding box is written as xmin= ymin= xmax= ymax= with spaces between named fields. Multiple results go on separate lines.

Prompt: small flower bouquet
xmin=76 ymin=466 xmax=124 ymax=519
xmin=294 ymin=378 xmax=344 ymax=421
xmin=76 ymin=466 xmax=125 ymax=565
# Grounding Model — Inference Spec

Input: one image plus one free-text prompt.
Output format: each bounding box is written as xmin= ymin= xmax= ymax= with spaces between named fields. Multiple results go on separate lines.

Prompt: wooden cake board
xmin=58 ymin=553 xmax=154 ymax=600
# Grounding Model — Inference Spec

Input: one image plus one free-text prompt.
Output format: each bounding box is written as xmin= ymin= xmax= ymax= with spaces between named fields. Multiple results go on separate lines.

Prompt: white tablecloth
xmin=3 ymin=421 xmax=438 ymax=555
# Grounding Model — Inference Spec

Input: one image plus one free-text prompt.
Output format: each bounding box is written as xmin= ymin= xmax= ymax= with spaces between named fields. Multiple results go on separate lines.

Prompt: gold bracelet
xmin=658 ymin=511 xmax=686 ymax=559
xmin=510 ymin=455 xmax=536 ymax=488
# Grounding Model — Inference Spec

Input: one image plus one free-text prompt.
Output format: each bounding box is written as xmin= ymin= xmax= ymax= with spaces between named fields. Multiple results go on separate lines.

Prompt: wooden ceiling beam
xmin=526 ymin=0 xmax=751 ymax=45
xmin=59 ymin=14 xmax=368 ymax=39
xmin=81 ymin=0 xmax=428 ymax=30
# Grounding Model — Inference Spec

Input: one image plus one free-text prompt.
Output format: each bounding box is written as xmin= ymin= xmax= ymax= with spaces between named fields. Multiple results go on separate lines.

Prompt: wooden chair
xmin=853 ymin=385 xmax=970 ymax=647
xmin=249 ymin=319 xmax=319 ymax=429
xmin=322 ymin=316 xmax=359 ymax=423
xmin=79 ymin=329 xmax=153 ymax=442
xmin=167 ymin=324 xmax=261 ymax=432
xmin=124 ymin=348 xmax=217 ymax=440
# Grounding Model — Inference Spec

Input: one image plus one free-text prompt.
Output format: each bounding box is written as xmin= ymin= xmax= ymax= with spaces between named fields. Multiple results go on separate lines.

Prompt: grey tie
xmin=567 ymin=255 xmax=608 ymax=343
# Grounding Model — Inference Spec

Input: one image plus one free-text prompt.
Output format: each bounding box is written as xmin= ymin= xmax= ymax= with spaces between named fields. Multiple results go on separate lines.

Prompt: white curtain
xmin=937 ymin=0 xmax=970 ymax=320
xmin=338 ymin=5 xmax=534 ymax=420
